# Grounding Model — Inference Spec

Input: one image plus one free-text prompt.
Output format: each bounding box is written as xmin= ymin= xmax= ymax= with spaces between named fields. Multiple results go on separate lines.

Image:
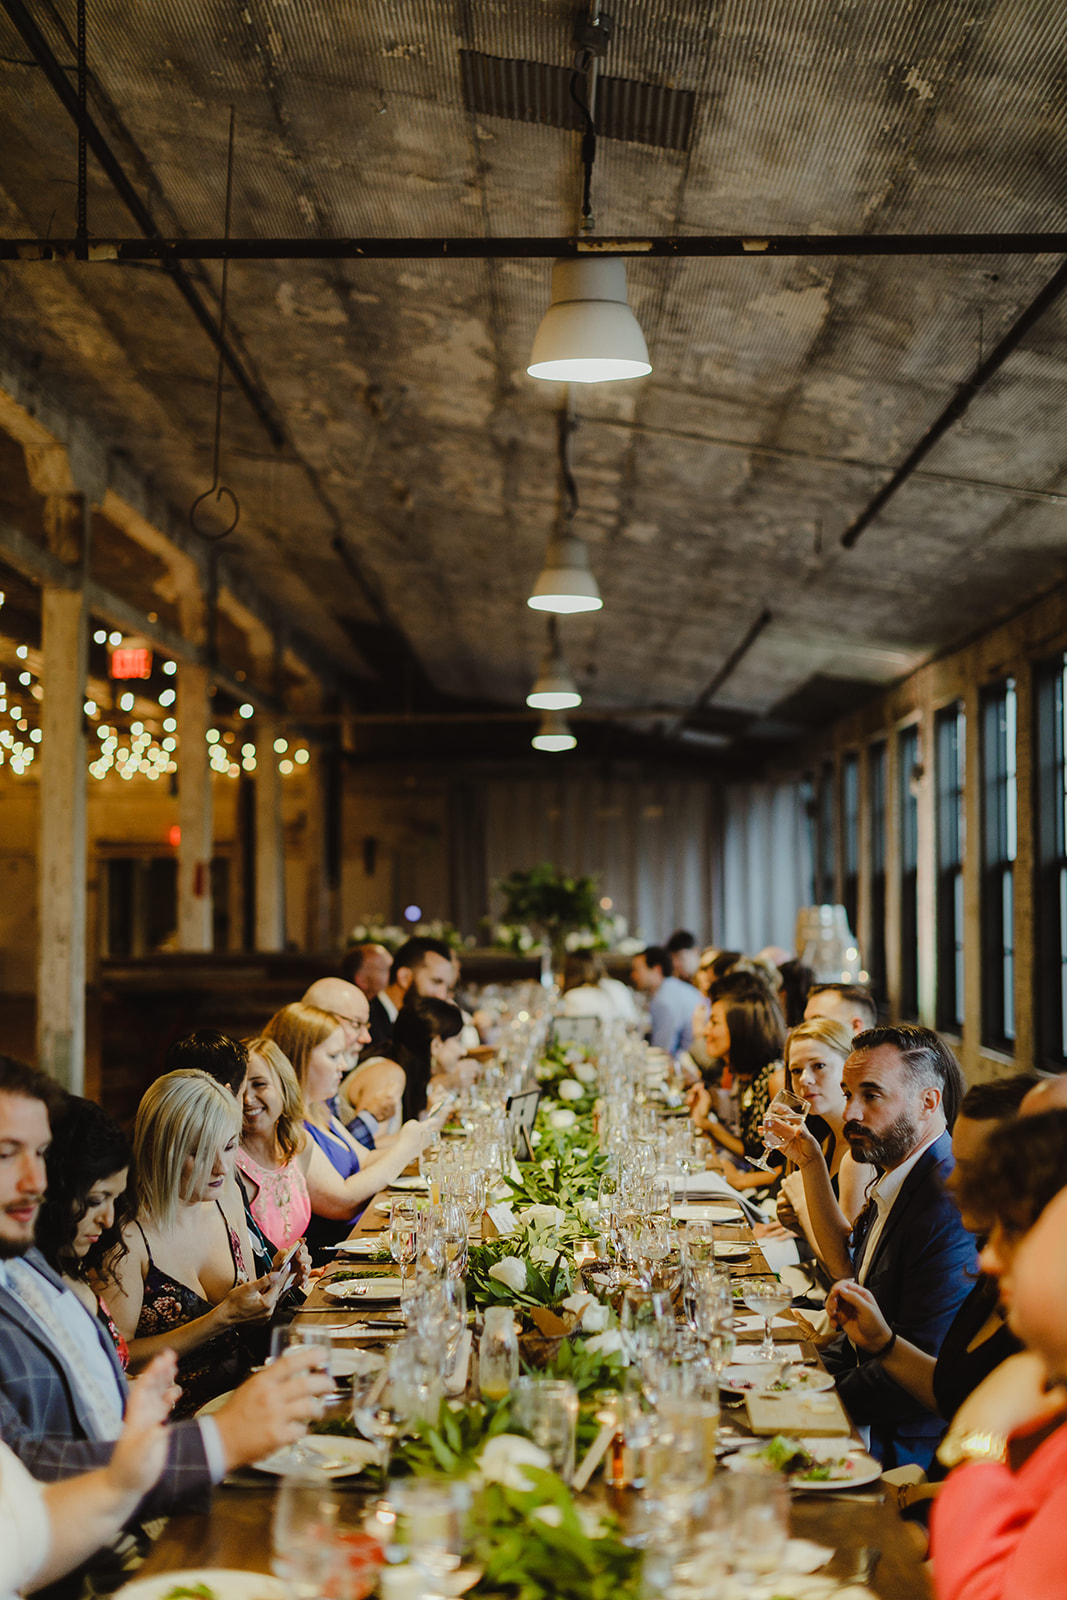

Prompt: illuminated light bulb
xmin=16 ymin=720 xmax=27 ymax=732
xmin=238 ymin=703 xmax=253 ymax=719
xmin=83 ymin=700 xmax=97 ymax=716
xmin=18 ymin=672 xmax=31 ymax=686
xmin=10 ymin=706 xmax=21 ymax=720
xmin=15 ymin=646 xmax=27 ymax=659
xmin=29 ymin=729 xmax=41 ymax=744
xmin=531 ymin=709 xmax=577 ymax=752
xmin=228 ymin=762 xmax=240 ymax=777
xmin=273 ymin=737 xmax=288 ymax=754
xmin=279 ymin=758 xmax=293 ymax=774
xmin=528 ymin=258 xmax=651 ymax=384
xmin=131 ymin=721 xmax=144 ymax=736
xmin=241 ymin=742 xmax=255 ymax=757
xmin=163 ymin=717 xmax=177 ymax=733
xmin=162 ymin=660 xmax=177 ymax=676
xmin=526 ymin=639 xmax=582 ymax=710
xmin=119 ymin=692 xmax=134 ymax=711
xmin=108 ymin=632 xmax=122 ymax=646
xmin=206 ymin=729 xmax=220 ymax=744
xmin=294 ymin=748 xmax=310 ymax=765
xmin=158 ymin=689 xmax=175 ymax=707
xmin=93 ymin=629 xmax=107 ymax=645
xmin=163 ymin=737 xmax=176 ymax=752
xmin=528 ymin=533 xmax=602 ymax=614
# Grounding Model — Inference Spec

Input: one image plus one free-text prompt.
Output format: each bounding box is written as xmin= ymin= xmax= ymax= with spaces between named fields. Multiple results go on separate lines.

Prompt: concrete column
xmin=255 ymin=715 xmax=286 ymax=950
xmin=37 ymin=583 xmax=88 ymax=1091
xmin=177 ymin=663 xmax=213 ymax=950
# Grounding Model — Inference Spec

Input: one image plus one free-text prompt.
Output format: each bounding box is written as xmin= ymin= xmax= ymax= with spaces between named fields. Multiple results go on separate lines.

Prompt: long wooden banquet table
xmin=138 ymin=1180 xmax=933 ymax=1600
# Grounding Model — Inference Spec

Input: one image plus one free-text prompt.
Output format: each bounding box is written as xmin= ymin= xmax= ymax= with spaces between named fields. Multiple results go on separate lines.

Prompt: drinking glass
xmin=741 ymin=1276 xmax=793 ymax=1360
xmin=511 ymin=1376 xmax=579 ymax=1483
xmin=391 ymin=1476 xmax=470 ymax=1589
xmin=271 ymin=1468 xmax=338 ymax=1599
xmin=389 ymin=1202 xmax=416 ymax=1286
xmin=441 ymin=1200 xmax=469 ymax=1279
xmin=417 ymin=1205 xmax=446 ymax=1275
xmin=350 ymin=1362 xmax=410 ymax=1479
xmin=269 ymin=1323 xmax=333 ymax=1372
xmin=751 ymin=1089 xmax=809 ymax=1173
xmin=478 ymin=1305 xmax=519 ymax=1402
xmin=725 ymin=1467 xmax=789 ymax=1579
xmin=620 ymin=1286 xmax=673 ymax=1366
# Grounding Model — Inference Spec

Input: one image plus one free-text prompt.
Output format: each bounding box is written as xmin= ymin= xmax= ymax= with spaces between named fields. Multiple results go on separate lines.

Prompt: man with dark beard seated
xmin=771 ymin=1024 xmax=977 ymax=1470
xmin=824 ymin=1025 xmax=977 ymax=1468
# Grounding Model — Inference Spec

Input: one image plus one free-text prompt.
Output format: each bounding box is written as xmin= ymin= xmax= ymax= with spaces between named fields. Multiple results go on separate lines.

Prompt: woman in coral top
xmin=932 ymin=1108 xmax=1067 ymax=1600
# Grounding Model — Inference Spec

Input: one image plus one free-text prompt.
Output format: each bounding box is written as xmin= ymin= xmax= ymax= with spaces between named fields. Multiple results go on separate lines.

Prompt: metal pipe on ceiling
xmin=840 ymin=254 xmax=1067 ymax=550
xmin=0 ymin=0 xmax=287 ymax=451
xmin=3 ymin=233 xmax=1067 ymax=261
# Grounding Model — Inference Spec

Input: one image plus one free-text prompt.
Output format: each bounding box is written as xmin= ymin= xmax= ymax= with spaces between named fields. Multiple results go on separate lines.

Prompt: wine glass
xmin=741 ymin=1276 xmax=793 ymax=1361
xmin=694 ymin=1281 xmax=736 ymax=1378
xmin=750 ymin=1089 xmax=809 ymax=1173
xmin=620 ymin=1286 xmax=673 ymax=1366
xmin=350 ymin=1363 xmax=409 ymax=1480
xmin=392 ymin=1477 xmax=470 ymax=1591
xmin=389 ymin=1202 xmax=416 ymax=1290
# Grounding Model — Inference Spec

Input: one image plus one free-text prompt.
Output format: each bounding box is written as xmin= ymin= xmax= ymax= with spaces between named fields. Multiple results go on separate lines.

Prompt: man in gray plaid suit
xmin=0 ymin=1055 xmax=331 ymax=1593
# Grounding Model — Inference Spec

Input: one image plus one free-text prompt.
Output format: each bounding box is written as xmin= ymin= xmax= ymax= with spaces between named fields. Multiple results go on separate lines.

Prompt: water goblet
xmin=271 ymin=1468 xmax=338 ymax=1600
xmin=741 ymin=1275 xmax=793 ymax=1360
xmin=750 ymin=1088 xmax=809 ymax=1173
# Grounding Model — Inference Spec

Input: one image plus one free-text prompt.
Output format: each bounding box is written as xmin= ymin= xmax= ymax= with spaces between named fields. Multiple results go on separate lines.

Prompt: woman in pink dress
xmin=235 ymin=1039 xmax=313 ymax=1251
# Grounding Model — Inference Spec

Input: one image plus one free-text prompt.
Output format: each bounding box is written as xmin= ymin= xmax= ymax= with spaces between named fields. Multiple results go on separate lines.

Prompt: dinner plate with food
xmin=725 ymin=1434 xmax=881 ymax=1490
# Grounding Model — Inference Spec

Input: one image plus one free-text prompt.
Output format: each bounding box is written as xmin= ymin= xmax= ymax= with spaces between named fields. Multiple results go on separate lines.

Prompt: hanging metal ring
xmin=190 ymin=483 xmax=240 ymax=541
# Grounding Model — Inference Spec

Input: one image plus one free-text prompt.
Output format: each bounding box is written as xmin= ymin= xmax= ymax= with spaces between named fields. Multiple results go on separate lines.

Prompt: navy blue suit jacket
xmin=0 ymin=1249 xmax=211 ymax=1509
xmin=821 ymin=1130 xmax=979 ymax=1470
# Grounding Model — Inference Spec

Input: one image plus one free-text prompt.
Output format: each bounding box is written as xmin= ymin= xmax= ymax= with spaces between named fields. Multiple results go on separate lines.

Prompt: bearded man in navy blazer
xmin=819 ymin=1024 xmax=979 ymax=1470
xmin=0 ymin=1054 xmax=331 ymax=1599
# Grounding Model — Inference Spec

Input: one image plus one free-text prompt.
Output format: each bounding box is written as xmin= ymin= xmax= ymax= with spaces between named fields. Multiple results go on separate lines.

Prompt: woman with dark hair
xmin=37 ymin=1096 xmax=134 ymax=1363
xmin=687 ymin=973 xmax=786 ymax=1188
xmin=391 ymin=995 xmax=466 ymax=1123
xmin=930 ymin=1109 xmax=1067 ymax=1599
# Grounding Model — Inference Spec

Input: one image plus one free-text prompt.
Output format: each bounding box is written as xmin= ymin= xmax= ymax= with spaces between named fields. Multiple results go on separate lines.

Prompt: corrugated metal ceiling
xmin=0 ymin=0 xmax=1066 ymax=748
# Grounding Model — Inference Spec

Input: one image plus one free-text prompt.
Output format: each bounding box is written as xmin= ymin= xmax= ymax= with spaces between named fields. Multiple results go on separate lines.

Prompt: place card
xmin=484 ymin=1202 xmax=518 ymax=1238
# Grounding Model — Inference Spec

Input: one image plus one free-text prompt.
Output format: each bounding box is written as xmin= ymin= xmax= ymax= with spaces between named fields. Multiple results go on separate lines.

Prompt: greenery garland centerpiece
xmin=495 ymin=864 xmax=602 ymax=974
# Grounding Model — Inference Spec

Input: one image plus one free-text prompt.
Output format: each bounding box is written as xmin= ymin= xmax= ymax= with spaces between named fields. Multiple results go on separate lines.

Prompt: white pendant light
xmin=528 ymin=258 xmax=651 ymax=384
xmin=526 ymin=636 xmax=582 ymax=710
xmin=532 ymin=710 xmax=577 ymax=752
xmin=528 ymin=532 xmax=602 ymax=614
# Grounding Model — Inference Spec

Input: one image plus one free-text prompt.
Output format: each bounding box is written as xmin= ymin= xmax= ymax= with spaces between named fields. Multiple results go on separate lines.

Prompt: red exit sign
xmin=111 ymin=645 xmax=153 ymax=680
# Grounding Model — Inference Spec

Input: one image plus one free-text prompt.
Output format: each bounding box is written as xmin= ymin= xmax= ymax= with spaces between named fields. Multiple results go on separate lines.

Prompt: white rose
xmin=477 ymin=1434 xmax=551 ymax=1490
xmin=573 ymin=1061 xmax=598 ymax=1084
xmin=528 ymin=1243 xmax=560 ymax=1267
xmin=584 ymin=1329 xmax=623 ymax=1356
xmin=487 ymin=1256 xmax=527 ymax=1292
xmin=561 ymin=1291 xmax=596 ymax=1314
xmin=519 ymin=1204 xmax=567 ymax=1230
xmin=558 ymin=1079 xmax=585 ymax=1101
xmin=548 ymin=1108 xmax=577 ymax=1130
xmin=580 ymin=1303 xmax=610 ymax=1333
xmin=530 ymin=1129 xmax=542 ymax=1146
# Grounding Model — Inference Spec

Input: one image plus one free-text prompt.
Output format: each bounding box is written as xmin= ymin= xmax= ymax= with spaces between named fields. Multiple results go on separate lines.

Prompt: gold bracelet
xmin=936 ymin=1428 xmax=1008 ymax=1469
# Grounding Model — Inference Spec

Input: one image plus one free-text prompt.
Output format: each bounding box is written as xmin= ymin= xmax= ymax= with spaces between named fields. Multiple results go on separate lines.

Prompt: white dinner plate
xmin=330 ymin=1348 xmax=385 ymax=1379
xmin=715 ymin=1241 xmax=752 ymax=1259
xmin=726 ymin=1437 xmax=881 ymax=1490
xmin=194 ymin=1391 xmax=234 ymax=1418
xmin=720 ymin=1364 xmax=787 ymax=1393
xmin=324 ymin=1276 xmax=404 ymax=1302
xmin=116 ymin=1569 xmax=287 ymax=1600
xmin=254 ymin=1435 xmax=379 ymax=1478
xmin=388 ymin=1175 xmax=430 ymax=1191
xmin=334 ymin=1238 xmax=388 ymax=1257
xmin=671 ymin=1203 xmax=742 ymax=1222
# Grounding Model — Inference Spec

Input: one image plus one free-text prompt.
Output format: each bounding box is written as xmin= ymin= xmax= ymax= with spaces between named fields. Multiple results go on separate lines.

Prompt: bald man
xmin=1020 ymin=1073 xmax=1067 ymax=1117
xmin=337 ymin=1058 xmax=406 ymax=1150
xmin=301 ymin=977 xmax=372 ymax=1068
xmin=804 ymin=983 xmax=878 ymax=1036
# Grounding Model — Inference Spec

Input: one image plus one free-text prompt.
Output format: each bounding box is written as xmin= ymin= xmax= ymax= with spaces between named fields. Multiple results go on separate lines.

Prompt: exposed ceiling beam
xmin=4 ymin=233 xmax=1067 ymax=262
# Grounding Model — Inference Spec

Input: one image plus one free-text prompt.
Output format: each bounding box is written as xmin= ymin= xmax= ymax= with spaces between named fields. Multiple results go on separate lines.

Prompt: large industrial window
xmin=1035 ymin=658 xmax=1067 ymax=1068
xmin=898 ymin=725 xmax=920 ymax=1020
xmin=935 ymin=704 xmax=966 ymax=1032
xmin=816 ymin=760 xmax=835 ymax=903
xmin=981 ymin=678 xmax=1017 ymax=1050
xmin=842 ymin=753 xmax=859 ymax=940
xmin=868 ymin=741 xmax=887 ymax=1007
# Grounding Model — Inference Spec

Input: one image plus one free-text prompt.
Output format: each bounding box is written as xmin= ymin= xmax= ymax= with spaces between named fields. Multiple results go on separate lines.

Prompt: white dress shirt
xmin=856 ymin=1127 xmax=942 ymax=1285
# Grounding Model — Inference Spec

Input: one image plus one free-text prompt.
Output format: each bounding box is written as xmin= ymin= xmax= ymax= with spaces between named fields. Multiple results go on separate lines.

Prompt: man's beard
xmin=0 ymin=1237 xmax=33 ymax=1260
xmin=844 ymin=1112 xmax=920 ymax=1170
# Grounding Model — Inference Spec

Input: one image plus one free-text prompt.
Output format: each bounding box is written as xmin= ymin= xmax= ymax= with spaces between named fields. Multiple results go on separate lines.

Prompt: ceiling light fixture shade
xmin=526 ymin=639 xmax=582 ymax=710
xmin=528 ymin=532 xmax=602 ymax=614
xmin=527 ymin=258 xmax=651 ymax=384
xmin=532 ymin=710 xmax=577 ymax=752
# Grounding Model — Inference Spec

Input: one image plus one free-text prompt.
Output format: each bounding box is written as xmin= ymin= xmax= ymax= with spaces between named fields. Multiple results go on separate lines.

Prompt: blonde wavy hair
xmin=133 ymin=1069 xmax=241 ymax=1229
xmin=242 ymin=1037 xmax=307 ymax=1162
xmin=783 ymin=1016 xmax=853 ymax=1090
xmin=261 ymin=1002 xmax=342 ymax=1099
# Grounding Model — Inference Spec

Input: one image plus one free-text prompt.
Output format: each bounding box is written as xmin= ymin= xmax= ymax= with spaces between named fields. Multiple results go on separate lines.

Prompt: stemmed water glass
xmin=694 ymin=1277 xmax=736 ymax=1377
xmin=751 ymin=1088 xmax=809 ymax=1173
xmin=620 ymin=1285 xmax=673 ymax=1367
xmin=271 ymin=1468 xmax=338 ymax=1600
xmin=741 ymin=1276 xmax=793 ymax=1361
xmin=389 ymin=1201 xmax=416 ymax=1291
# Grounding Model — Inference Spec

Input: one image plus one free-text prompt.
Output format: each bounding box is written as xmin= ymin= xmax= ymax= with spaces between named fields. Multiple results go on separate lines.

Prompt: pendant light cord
xmin=190 ymin=106 xmax=241 ymax=542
